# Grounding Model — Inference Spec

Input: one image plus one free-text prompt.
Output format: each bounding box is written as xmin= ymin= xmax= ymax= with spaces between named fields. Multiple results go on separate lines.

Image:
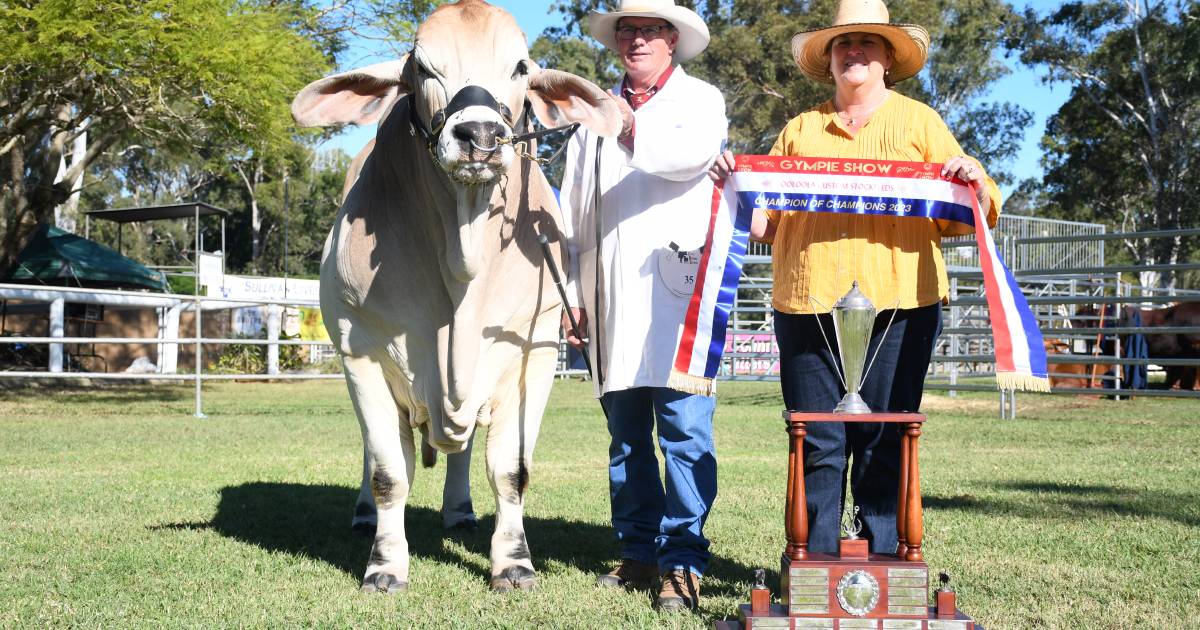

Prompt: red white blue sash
xmin=669 ymin=155 xmax=1050 ymax=394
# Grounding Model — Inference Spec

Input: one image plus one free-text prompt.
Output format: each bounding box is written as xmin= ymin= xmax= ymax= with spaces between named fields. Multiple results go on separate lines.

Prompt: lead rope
xmin=592 ymin=136 xmax=606 ymax=389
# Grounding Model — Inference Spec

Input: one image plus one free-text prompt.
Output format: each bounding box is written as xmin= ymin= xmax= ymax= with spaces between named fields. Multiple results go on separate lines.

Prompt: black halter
xmin=408 ymin=84 xmax=579 ymax=166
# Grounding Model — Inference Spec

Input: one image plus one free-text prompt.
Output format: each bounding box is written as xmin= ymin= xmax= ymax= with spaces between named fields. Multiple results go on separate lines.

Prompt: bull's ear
xmin=526 ymin=68 xmax=622 ymax=138
xmin=292 ymin=57 xmax=411 ymax=127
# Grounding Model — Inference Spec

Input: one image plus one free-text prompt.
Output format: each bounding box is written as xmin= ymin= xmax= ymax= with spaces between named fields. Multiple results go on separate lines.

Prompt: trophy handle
xmin=808 ymin=297 xmax=848 ymax=391
xmin=860 ymin=298 xmax=903 ymax=388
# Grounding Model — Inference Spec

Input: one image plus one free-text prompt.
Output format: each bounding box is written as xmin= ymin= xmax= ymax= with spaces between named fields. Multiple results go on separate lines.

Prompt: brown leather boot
xmin=656 ymin=568 xmax=700 ymax=611
xmin=595 ymin=559 xmax=659 ymax=589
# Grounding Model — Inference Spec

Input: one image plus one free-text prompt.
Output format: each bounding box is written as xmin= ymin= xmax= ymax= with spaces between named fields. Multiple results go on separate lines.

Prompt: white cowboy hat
xmin=588 ymin=0 xmax=711 ymax=62
xmin=791 ymin=0 xmax=930 ymax=84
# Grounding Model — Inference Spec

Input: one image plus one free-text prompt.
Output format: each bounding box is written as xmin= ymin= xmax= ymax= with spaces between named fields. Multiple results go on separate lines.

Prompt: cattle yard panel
xmin=3 ymin=225 xmax=1198 ymax=419
xmin=722 ymin=225 xmax=1200 ymax=417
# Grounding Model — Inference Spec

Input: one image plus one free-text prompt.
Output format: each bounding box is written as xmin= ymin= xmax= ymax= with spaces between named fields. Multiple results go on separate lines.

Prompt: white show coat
xmin=559 ymin=66 xmax=727 ymax=396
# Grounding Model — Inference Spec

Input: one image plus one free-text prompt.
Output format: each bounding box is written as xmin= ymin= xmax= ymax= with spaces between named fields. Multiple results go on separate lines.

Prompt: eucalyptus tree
xmin=1014 ymin=0 xmax=1198 ymax=289
xmin=0 ymin=0 xmax=333 ymax=277
xmin=532 ymin=0 xmax=1031 ymax=186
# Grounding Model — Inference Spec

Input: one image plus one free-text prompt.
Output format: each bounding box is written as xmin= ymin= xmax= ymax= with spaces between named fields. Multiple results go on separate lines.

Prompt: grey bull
xmin=291 ymin=0 xmax=620 ymax=593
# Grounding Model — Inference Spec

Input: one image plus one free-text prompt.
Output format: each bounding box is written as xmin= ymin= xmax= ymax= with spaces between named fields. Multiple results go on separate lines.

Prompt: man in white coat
xmin=558 ymin=0 xmax=727 ymax=613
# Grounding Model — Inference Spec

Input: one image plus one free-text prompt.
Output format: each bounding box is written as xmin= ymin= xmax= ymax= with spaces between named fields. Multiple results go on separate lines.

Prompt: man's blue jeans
xmin=601 ymin=387 xmax=717 ymax=577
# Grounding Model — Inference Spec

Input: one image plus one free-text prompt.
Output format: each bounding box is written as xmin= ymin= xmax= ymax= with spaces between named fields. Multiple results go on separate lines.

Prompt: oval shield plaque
xmin=836 ymin=570 xmax=880 ymax=617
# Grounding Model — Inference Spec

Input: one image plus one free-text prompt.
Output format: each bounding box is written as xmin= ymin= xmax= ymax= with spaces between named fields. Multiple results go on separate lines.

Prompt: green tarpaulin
xmin=4 ymin=224 xmax=168 ymax=292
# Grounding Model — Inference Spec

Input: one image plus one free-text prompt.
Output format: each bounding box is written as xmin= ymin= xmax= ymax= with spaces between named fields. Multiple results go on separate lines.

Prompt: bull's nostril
xmin=452 ymin=121 xmax=505 ymax=149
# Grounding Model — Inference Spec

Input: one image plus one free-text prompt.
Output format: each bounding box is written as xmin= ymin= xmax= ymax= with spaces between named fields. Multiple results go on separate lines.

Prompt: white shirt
xmin=559 ymin=66 xmax=727 ymax=396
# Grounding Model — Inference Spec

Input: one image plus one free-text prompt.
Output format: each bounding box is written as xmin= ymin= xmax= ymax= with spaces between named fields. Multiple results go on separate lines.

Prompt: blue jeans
xmin=601 ymin=387 xmax=717 ymax=577
xmin=775 ymin=304 xmax=942 ymax=554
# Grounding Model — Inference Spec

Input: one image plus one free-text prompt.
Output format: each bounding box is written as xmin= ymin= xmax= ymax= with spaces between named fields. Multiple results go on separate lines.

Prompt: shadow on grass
xmin=925 ymin=481 xmax=1200 ymax=527
xmin=152 ymin=481 xmax=763 ymax=605
xmin=0 ymin=383 xmax=190 ymax=404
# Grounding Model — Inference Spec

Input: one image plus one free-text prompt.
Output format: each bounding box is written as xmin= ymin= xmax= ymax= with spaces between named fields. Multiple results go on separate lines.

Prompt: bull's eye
xmin=512 ymin=60 xmax=529 ymax=80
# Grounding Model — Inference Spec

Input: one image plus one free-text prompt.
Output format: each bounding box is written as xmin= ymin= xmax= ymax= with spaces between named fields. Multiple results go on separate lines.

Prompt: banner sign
xmin=670 ymin=155 xmax=1049 ymax=393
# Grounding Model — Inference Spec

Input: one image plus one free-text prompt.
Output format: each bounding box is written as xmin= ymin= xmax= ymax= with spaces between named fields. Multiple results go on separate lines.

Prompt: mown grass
xmin=1 ymin=380 xmax=1197 ymax=628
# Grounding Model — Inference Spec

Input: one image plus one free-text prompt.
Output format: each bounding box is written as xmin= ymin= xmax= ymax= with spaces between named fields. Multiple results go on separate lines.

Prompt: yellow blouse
xmin=764 ymin=91 xmax=1001 ymax=314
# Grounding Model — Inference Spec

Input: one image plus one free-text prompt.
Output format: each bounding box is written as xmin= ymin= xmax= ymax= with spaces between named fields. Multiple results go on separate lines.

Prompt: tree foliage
xmin=1013 ymin=0 xmax=1198 ymax=288
xmin=0 ymin=0 xmax=334 ymax=277
xmin=532 ymin=0 xmax=1031 ymax=187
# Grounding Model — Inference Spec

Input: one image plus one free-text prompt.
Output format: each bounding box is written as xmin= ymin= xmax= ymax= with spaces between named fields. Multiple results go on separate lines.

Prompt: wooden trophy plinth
xmin=726 ymin=412 xmax=982 ymax=630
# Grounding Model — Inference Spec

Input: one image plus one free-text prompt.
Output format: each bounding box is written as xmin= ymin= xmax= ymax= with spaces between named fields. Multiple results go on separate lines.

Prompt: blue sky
xmin=321 ymin=1 xmax=1070 ymax=196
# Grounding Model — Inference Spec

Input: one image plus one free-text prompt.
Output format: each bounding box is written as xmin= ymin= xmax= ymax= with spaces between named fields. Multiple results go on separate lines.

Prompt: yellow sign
xmin=298 ymin=307 xmax=330 ymax=342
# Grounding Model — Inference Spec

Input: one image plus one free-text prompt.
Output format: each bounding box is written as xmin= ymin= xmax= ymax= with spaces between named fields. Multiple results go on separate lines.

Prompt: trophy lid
xmin=833 ymin=281 xmax=875 ymax=311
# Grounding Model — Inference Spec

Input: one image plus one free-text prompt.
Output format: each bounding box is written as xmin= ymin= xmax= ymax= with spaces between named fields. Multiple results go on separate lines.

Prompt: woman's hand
xmin=941 ymin=154 xmax=990 ymax=206
xmin=709 ymin=149 xmax=736 ymax=183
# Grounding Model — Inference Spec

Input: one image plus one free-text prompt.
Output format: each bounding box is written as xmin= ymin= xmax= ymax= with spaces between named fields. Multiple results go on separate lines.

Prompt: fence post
xmin=49 ymin=298 xmax=65 ymax=373
xmin=949 ymin=277 xmax=958 ymax=398
xmin=194 ymin=296 xmax=205 ymax=419
xmin=267 ymin=304 xmax=281 ymax=376
xmin=161 ymin=303 xmax=183 ymax=374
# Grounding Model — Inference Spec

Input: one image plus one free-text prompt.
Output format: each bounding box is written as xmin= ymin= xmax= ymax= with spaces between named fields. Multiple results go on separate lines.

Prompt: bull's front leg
xmin=354 ymin=436 xmax=473 ymax=535
xmin=343 ymin=355 xmax=416 ymax=594
xmin=484 ymin=350 xmax=556 ymax=592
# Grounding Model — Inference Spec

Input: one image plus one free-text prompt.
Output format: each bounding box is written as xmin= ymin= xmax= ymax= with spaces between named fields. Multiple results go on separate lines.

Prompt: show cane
xmin=537 ymin=234 xmax=595 ymax=380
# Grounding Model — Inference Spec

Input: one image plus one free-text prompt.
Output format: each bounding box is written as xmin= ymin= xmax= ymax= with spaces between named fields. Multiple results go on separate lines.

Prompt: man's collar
xmin=621 ymin=63 xmax=677 ymax=97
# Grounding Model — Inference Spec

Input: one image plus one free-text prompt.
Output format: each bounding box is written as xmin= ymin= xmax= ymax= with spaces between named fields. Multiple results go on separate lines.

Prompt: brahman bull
xmin=291 ymin=0 xmax=620 ymax=593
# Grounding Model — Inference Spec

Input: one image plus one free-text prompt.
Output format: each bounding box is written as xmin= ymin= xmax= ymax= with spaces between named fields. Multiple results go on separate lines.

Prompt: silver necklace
xmin=835 ymin=92 xmax=889 ymax=126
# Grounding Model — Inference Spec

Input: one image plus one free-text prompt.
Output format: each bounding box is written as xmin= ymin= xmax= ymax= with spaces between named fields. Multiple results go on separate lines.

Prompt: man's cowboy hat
xmin=588 ymin=0 xmax=711 ymax=62
xmin=791 ymin=0 xmax=930 ymax=84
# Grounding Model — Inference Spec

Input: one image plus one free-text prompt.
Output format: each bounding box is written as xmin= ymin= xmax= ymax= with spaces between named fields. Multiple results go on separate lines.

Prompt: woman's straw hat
xmin=791 ymin=0 xmax=930 ymax=84
xmin=588 ymin=0 xmax=711 ymax=62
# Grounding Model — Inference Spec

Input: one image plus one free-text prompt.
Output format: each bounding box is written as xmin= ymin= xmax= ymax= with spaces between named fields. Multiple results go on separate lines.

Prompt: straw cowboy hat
xmin=588 ymin=0 xmax=711 ymax=62
xmin=791 ymin=0 xmax=930 ymax=84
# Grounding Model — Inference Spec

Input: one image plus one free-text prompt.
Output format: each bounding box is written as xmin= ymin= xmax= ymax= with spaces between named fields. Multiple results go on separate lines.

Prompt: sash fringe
xmin=668 ymin=369 xmax=716 ymax=397
xmin=996 ymin=372 xmax=1051 ymax=393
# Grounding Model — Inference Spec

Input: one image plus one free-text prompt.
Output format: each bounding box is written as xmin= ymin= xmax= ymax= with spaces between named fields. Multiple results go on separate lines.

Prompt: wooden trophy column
xmin=730 ymin=411 xmax=980 ymax=630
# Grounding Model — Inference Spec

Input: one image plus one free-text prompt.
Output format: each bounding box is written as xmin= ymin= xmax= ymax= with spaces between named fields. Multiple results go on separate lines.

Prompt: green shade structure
xmin=5 ymin=224 xmax=168 ymax=292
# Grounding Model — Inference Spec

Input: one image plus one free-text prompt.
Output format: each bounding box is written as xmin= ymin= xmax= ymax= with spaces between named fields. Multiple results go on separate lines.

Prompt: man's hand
xmin=561 ymin=307 xmax=589 ymax=350
xmin=609 ymin=93 xmax=634 ymax=139
xmin=709 ymin=149 xmax=735 ymax=183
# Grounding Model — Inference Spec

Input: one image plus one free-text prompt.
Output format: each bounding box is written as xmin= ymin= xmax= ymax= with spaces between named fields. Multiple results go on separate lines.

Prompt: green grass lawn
xmin=1 ymin=380 xmax=1197 ymax=628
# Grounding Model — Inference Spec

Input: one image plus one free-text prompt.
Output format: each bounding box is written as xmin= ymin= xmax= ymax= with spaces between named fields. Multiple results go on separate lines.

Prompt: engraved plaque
xmin=928 ymin=621 xmax=970 ymax=630
xmin=792 ymin=619 xmax=835 ymax=629
xmin=882 ymin=621 xmax=923 ymax=629
xmin=792 ymin=568 xmax=831 ymax=577
xmin=749 ymin=618 xmax=790 ymax=629
xmin=887 ymin=576 xmax=927 ymax=587
xmin=887 ymin=606 xmax=927 ymax=616
xmin=888 ymin=568 xmax=927 ymax=578
xmin=839 ymin=620 xmax=880 ymax=629
xmin=790 ymin=604 xmax=831 ymax=615
xmin=792 ymin=576 xmax=831 ymax=585
xmin=888 ymin=587 xmax=926 ymax=599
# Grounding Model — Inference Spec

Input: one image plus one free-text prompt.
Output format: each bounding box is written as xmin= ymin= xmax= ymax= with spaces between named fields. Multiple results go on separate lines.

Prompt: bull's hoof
xmin=361 ymin=572 xmax=408 ymax=594
xmin=490 ymin=566 xmax=537 ymax=592
xmin=445 ymin=517 xmax=479 ymax=533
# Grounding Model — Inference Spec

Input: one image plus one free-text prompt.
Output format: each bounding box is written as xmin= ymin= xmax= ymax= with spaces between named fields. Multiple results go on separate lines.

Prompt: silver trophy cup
xmin=812 ymin=282 xmax=898 ymax=414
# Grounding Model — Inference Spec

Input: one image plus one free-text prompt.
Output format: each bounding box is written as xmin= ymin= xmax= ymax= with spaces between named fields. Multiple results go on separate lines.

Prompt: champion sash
xmin=669 ymin=155 xmax=1050 ymax=394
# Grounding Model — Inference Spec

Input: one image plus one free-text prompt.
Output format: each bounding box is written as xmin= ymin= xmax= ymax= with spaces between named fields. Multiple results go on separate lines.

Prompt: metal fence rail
xmin=3 ymin=223 xmax=1198 ymax=420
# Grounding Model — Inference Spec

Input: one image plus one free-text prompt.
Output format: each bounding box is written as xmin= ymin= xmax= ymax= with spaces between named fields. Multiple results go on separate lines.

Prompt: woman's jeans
xmin=601 ymin=387 xmax=717 ymax=577
xmin=774 ymin=303 xmax=942 ymax=554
